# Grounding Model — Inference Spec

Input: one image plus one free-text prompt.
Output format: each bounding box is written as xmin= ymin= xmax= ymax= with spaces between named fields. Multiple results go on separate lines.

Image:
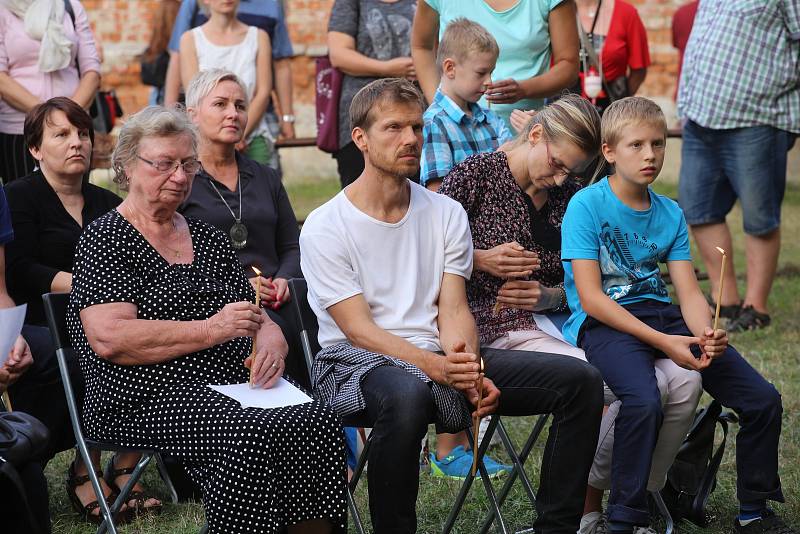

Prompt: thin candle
xmin=713 ymin=247 xmax=727 ymax=332
xmin=471 ymin=357 xmax=485 ymax=477
xmin=249 ymin=266 xmax=262 ymax=387
xmin=2 ymin=391 xmax=11 ymax=412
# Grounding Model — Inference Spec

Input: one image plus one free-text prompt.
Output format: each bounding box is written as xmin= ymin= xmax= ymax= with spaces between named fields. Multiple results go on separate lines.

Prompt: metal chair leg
xmin=346 ymin=435 xmax=371 ymax=534
xmin=98 ymin=453 xmax=154 ymax=534
xmin=56 ymin=347 xmax=119 ymax=534
xmin=155 ymin=452 xmax=180 ymax=504
xmin=479 ymin=414 xmax=548 ymax=534
xmin=650 ymin=490 xmax=674 ymax=534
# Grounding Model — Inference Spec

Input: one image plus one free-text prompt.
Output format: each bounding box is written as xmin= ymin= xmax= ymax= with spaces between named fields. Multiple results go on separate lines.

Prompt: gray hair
xmin=111 ymin=106 xmax=198 ymax=189
xmin=185 ymin=68 xmax=249 ymax=109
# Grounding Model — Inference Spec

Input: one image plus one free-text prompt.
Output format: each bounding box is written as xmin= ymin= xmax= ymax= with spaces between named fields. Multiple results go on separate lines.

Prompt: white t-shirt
xmin=300 ymin=181 xmax=473 ymax=351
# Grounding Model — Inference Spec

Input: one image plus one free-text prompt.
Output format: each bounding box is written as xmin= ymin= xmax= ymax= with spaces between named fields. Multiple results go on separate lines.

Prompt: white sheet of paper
xmin=0 ymin=304 xmax=27 ymax=368
xmin=208 ymin=378 xmax=312 ymax=409
xmin=532 ymin=312 xmax=568 ymax=344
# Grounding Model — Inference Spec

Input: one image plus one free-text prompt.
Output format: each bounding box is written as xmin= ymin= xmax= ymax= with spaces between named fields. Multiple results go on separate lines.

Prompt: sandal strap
xmin=108 ymin=466 xmax=137 ymax=477
xmin=68 ymin=463 xmax=104 ymax=488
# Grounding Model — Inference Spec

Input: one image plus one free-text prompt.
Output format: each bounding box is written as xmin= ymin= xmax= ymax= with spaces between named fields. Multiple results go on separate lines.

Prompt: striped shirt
xmin=678 ymin=0 xmax=800 ymax=133
xmin=421 ymin=89 xmax=513 ymax=186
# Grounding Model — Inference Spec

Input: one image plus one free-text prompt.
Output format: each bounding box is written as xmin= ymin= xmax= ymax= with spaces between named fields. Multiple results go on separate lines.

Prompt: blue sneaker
xmin=429 ymin=445 xmax=510 ymax=479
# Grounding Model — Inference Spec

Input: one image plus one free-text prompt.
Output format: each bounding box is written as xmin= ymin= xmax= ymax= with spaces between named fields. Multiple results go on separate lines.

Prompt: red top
xmin=599 ymin=1 xmax=651 ymax=82
xmin=672 ymin=1 xmax=699 ymax=99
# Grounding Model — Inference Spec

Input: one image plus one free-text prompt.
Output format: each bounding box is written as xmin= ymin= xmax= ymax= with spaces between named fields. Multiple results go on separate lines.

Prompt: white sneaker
xmin=579 ymin=511 xmax=608 ymax=534
xmin=633 ymin=527 xmax=659 ymax=534
xmin=478 ymin=416 xmax=502 ymax=447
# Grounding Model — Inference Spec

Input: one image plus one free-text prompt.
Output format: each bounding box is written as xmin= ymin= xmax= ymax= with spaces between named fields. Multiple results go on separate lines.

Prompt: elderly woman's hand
xmin=244 ymin=322 xmax=289 ymax=388
xmin=0 ymin=335 xmax=33 ymax=392
xmin=475 ymin=242 xmax=540 ymax=279
xmin=205 ymin=302 xmax=264 ymax=345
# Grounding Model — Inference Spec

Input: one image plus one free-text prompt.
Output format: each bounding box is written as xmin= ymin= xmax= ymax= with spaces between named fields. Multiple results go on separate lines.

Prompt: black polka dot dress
xmin=67 ymin=210 xmax=347 ymax=534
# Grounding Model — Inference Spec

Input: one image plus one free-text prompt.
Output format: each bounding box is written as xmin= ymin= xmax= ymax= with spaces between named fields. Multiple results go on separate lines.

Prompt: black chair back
xmin=287 ymin=278 xmax=321 ymax=377
xmin=42 ymin=292 xmax=70 ymax=351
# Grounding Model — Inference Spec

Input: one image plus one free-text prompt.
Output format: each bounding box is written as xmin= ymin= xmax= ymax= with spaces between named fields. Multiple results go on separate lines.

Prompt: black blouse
xmin=4 ymin=171 xmax=121 ymax=325
xmin=179 ymin=152 xmax=301 ymax=281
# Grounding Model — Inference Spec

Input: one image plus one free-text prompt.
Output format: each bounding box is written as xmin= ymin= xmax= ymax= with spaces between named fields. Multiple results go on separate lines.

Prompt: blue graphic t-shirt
xmin=560 ymin=178 xmax=692 ymax=346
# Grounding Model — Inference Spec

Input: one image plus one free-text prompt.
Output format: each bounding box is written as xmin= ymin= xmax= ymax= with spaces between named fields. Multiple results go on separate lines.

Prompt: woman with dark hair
xmin=4 ymin=97 xmax=162 ymax=524
xmin=0 ymin=0 xmax=101 ymax=183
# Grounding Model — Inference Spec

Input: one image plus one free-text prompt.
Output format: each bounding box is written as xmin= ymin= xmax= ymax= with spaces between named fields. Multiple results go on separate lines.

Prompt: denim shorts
xmin=678 ymin=120 xmax=796 ymax=235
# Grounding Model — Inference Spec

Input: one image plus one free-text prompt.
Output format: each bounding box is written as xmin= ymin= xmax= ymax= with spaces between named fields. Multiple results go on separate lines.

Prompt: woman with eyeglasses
xmin=179 ymin=69 xmax=308 ymax=388
xmin=67 ymin=104 xmax=347 ymax=534
xmin=3 ymin=97 xmax=166 ymax=524
xmin=438 ymin=94 xmax=702 ymax=533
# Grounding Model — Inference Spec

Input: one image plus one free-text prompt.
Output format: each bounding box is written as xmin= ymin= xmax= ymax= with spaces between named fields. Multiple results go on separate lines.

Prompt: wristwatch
xmin=281 ymin=114 xmax=296 ymax=123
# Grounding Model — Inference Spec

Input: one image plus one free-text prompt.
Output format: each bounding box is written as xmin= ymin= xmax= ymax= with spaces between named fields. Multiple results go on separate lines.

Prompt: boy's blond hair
xmin=601 ymin=97 xmax=668 ymax=147
xmin=436 ymin=18 xmax=499 ymax=72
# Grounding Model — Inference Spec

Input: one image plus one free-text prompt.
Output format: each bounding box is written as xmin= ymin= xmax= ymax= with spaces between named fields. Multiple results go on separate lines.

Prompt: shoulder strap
xmin=63 ymin=0 xmax=80 ymax=74
xmin=576 ymin=15 xmax=601 ymax=70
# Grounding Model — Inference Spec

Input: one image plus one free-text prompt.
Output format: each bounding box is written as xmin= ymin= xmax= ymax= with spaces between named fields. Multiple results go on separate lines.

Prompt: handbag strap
xmin=63 ymin=0 xmax=80 ymax=75
xmin=690 ymin=415 xmax=730 ymax=523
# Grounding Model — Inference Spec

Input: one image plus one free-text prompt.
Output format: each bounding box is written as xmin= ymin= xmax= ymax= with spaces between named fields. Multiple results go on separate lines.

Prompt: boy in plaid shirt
xmin=420 ymin=18 xmax=512 ymax=191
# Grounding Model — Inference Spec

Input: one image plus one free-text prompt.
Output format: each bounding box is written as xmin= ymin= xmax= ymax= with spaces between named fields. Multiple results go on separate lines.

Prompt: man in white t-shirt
xmin=300 ymin=78 xmax=603 ymax=534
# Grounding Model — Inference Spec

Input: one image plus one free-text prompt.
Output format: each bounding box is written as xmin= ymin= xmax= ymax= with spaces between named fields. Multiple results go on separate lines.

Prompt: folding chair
xmin=287 ymin=278 xmax=549 ymax=534
xmin=42 ymin=293 xmax=183 ymax=534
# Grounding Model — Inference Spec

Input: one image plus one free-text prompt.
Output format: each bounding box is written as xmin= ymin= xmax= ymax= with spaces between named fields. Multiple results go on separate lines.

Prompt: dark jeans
xmin=354 ymin=348 xmax=603 ymax=534
xmin=582 ymin=301 xmax=784 ymax=526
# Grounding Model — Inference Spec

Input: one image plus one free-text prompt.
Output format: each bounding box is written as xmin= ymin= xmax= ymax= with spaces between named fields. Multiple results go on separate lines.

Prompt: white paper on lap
xmin=532 ymin=312 xmax=569 ymax=344
xmin=208 ymin=378 xmax=312 ymax=409
xmin=0 ymin=304 xmax=27 ymax=367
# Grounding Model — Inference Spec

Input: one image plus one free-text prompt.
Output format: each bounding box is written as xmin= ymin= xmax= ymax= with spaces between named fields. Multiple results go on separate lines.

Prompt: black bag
xmin=661 ymin=400 xmax=737 ymax=527
xmin=140 ymin=50 xmax=170 ymax=88
xmin=0 ymin=411 xmax=51 ymax=534
xmin=63 ymin=0 xmax=123 ymax=134
xmin=0 ymin=411 xmax=50 ymax=465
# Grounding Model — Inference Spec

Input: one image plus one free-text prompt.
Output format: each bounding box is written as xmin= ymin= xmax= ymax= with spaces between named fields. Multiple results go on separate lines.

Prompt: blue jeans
xmin=581 ymin=301 xmax=784 ymax=526
xmin=679 ymin=120 xmax=795 ymax=236
xmin=354 ymin=348 xmax=603 ymax=534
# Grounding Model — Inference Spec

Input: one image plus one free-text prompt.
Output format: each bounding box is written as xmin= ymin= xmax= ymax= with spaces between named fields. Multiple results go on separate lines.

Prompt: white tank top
xmin=192 ymin=26 xmax=269 ymax=139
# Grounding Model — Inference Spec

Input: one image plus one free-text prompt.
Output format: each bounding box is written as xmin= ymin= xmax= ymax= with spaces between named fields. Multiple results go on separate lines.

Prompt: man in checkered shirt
xmin=677 ymin=0 xmax=799 ymax=333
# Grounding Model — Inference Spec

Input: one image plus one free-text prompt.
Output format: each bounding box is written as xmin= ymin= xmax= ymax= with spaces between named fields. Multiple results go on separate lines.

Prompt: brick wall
xmin=85 ymin=0 xmax=694 ymax=180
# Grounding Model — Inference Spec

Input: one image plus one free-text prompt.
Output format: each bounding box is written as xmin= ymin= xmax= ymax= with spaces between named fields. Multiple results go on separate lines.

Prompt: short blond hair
xmin=601 ymin=97 xmax=667 ymax=147
xmin=436 ymin=18 xmax=499 ymax=71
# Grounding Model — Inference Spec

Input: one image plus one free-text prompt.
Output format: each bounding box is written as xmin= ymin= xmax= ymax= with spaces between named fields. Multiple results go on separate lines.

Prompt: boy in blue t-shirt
xmin=420 ymin=18 xmax=512 ymax=191
xmin=561 ymin=97 xmax=790 ymax=534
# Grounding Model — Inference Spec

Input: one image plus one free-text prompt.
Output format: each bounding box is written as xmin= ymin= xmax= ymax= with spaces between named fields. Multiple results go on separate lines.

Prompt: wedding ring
xmin=272 ymin=363 xmax=279 ymax=369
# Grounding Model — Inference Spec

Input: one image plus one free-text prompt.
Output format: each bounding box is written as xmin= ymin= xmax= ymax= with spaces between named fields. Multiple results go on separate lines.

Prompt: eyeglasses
xmin=544 ymin=141 xmax=574 ymax=178
xmin=137 ymin=155 xmax=202 ymax=176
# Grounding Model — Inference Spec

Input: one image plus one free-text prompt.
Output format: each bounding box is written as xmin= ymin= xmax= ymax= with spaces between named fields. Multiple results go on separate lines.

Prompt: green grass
xmin=47 ymin=180 xmax=800 ymax=533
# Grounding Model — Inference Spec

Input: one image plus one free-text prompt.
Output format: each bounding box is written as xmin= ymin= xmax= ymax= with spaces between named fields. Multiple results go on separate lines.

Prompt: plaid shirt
xmin=678 ymin=0 xmax=800 ymax=133
xmin=421 ymin=88 xmax=513 ymax=186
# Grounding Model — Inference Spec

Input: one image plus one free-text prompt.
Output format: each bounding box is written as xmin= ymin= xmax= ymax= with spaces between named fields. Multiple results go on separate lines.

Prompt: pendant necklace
xmin=208 ymin=173 xmax=247 ymax=249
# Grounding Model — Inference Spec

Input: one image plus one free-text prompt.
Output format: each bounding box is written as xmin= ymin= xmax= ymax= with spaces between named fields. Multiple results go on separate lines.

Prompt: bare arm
xmin=273 ymin=57 xmax=295 ymax=139
xmin=326 ymin=292 xmax=479 ymax=389
xmin=627 ymin=68 xmax=647 ymax=95
xmin=572 ymin=258 xmax=709 ymax=370
xmin=179 ymin=31 xmax=199 ymax=93
xmin=668 ymin=259 xmax=727 ymax=359
xmin=164 ymin=51 xmax=182 ymax=106
xmin=328 ymin=31 xmax=414 ymax=78
xmin=410 ymin=0 xmax=440 ymax=103
xmin=242 ymin=30 xmax=272 ymax=140
xmin=70 ymin=70 xmax=100 ymax=110
xmin=50 ymin=271 xmax=73 ymax=293
xmin=79 ymin=300 xmax=264 ymax=365
xmin=0 ymin=73 xmax=41 ymax=113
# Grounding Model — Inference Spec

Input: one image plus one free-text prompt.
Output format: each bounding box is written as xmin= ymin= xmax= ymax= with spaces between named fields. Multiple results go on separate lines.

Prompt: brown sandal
xmin=66 ymin=460 xmax=129 ymax=525
xmin=103 ymin=455 xmax=163 ymax=517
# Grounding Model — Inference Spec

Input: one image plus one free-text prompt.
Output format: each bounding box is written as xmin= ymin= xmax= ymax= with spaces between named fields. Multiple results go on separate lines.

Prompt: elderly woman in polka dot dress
xmin=66 ymin=105 xmax=347 ymax=534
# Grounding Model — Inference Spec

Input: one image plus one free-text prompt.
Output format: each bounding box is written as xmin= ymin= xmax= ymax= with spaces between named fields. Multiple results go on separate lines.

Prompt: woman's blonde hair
xmin=112 ymin=106 xmax=198 ymax=190
xmin=185 ymin=68 xmax=249 ymax=109
xmin=514 ymin=94 xmax=603 ymax=181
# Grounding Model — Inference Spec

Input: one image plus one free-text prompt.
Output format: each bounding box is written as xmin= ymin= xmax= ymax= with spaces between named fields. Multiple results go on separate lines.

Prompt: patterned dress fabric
xmin=67 ymin=210 xmax=347 ymax=534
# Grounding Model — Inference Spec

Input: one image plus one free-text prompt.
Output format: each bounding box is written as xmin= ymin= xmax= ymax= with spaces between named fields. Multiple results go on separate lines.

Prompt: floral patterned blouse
xmin=439 ymin=151 xmax=581 ymax=344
